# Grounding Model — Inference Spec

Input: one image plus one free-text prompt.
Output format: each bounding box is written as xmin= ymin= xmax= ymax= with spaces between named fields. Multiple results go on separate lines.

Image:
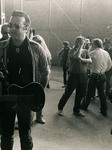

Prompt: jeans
xmin=58 ymin=73 xmax=87 ymax=113
xmin=105 ymin=69 xmax=112 ymax=96
xmin=1 ymin=102 xmax=33 ymax=150
xmin=81 ymin=73 xmax=107 ymax=113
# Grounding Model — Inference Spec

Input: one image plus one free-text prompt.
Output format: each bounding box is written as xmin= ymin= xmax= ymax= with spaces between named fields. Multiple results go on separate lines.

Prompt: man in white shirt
xmin=80 ymin=38 xmax=112 ymax=117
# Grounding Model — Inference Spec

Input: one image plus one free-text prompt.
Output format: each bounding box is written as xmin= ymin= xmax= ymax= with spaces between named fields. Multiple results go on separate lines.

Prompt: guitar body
xmin=7 ymin=82 xmax=45 ymax=112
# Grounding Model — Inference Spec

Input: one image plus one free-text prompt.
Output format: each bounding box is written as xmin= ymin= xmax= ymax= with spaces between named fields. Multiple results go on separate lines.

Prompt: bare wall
xmin=4 ymin=0 xmax=112 ymax=65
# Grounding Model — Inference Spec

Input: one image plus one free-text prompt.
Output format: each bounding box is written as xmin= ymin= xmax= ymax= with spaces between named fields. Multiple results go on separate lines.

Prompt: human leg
xmin=58 ymin=73 xmax=78 ymax=111
xmin=105 ymin=70 xmax=112 ymax=97
xmin=73 ymin=74 xmax=87 ymax=113
xmin=17 ymin=108 xmax=33 ymax=150
xmin=1 ymin=103 xmax=16 ymax=150
xmin=73 ymin=86 xmax=85 ymax=117
xmin=97 ymin=74 xmax=107 ymax=116
xmin=80 ymin=74 xmax=97 ymax=109
xmin=36 ymin=110 xmax=45 ymax=124
xmin=63 ymin=65 xmax=67 ymax=86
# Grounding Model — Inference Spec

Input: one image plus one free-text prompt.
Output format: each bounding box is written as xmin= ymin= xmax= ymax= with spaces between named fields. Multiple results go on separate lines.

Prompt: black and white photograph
xmin=0 ymin=0 xmax=112 ymax=150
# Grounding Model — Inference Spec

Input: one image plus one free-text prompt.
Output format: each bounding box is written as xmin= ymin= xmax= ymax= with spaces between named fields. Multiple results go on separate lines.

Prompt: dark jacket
xmin=0 ymin=37 xmax=50 ymax=88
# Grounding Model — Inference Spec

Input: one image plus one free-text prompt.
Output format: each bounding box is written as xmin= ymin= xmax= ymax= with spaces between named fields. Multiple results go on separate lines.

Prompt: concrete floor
xmin=1 ymin=66 xmax=112 ymax=150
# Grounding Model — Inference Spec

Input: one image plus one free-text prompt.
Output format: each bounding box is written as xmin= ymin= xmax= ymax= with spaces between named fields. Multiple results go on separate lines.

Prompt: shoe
xmin=36 ymin=117 xmax=45 ymax=124
xmin=73 ymin=112 xmax=85 ymax=117
xmin=58 ymin=110 xmax=63 ymax=116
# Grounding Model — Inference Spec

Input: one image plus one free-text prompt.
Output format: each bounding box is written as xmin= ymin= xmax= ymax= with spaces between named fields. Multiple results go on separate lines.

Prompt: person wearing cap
xmin=32 ymin=34 xmax=52 ymax=124
xmin=103 ymin=38 xmax=112 ymax=98
xmin=57 ymin=41 xmax=70 ymax=88
xmin=58 ymin=36 xmax=92 ymax=117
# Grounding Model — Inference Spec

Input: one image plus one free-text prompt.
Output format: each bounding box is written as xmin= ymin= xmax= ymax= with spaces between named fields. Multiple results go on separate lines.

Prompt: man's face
xmin=2 ymin=26 xmax=10 ymax=40
xmin=9 ymin=16 xmax=27 ymax=41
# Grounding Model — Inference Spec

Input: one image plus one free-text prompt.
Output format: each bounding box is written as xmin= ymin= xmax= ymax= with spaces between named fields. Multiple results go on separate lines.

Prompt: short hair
xmin=92 ymin=38 xmax=103 ymax=48
xmin=63 ymin=41 xmax=69 ymax=46
xmin=11 ymin=10 xmax=31 ymax=28
xmin=75 ymin=35 xmax=85 ymax=46
xmin=1 ymin=23 xmax=10 ymax=32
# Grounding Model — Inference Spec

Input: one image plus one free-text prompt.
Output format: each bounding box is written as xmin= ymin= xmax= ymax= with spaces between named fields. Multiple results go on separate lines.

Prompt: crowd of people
xmin=58 ymin=36 xmax=112 ymax=117
xmin=0 ymin=10 xmax=112 ymax=150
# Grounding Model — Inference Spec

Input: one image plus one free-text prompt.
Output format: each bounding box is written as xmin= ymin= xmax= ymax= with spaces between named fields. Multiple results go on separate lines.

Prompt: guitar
xmin=0 ymin=82 xmax=45 ymax=112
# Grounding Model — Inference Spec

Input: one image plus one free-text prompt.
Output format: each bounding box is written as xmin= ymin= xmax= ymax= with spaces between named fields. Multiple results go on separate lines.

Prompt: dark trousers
xmin=105 ymin=69 xmax=112 ymax=96
xmin=1 ymin=102 xmax=33 ymax=150
xmin=58 ymin=73 xmax=87 ymax=113
xmin=62 ymin=63 xmax=68 ymax=85
xmin=81 ymin=73 xmax=107 ymax=113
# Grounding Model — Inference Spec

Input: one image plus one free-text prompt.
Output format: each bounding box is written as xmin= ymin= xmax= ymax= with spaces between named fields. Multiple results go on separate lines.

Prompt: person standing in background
xmin=57 ymin=41 xmax=70 ymax=88
xmin=32 ymin=34 xmax=52 ymax=88
xmin=0 ymin=23 xmax=10 ymax=134
xmin=32 ymin=34 xmax=52 ymax=124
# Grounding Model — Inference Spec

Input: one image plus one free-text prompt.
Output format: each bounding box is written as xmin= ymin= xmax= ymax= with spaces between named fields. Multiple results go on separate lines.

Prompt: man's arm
xmin=57 ymin=48 xmax=64 ymax=58
xmin=73 ymin=45 xmax=82 ymax=59
xmin=79 ymin=57 xmax=92 ymax=63
xmin=79 ymin=51 xmax=92 ymax=64
xmin=73 ymin=40 xmax=85 ymax=59
xmin=38 ymin=44 xmax=50 ymax=88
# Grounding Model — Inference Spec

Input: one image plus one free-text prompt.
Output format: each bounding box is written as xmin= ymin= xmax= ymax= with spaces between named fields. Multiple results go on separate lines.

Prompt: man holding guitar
xmin=0 ymin=10 xmax=49 ymax=150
